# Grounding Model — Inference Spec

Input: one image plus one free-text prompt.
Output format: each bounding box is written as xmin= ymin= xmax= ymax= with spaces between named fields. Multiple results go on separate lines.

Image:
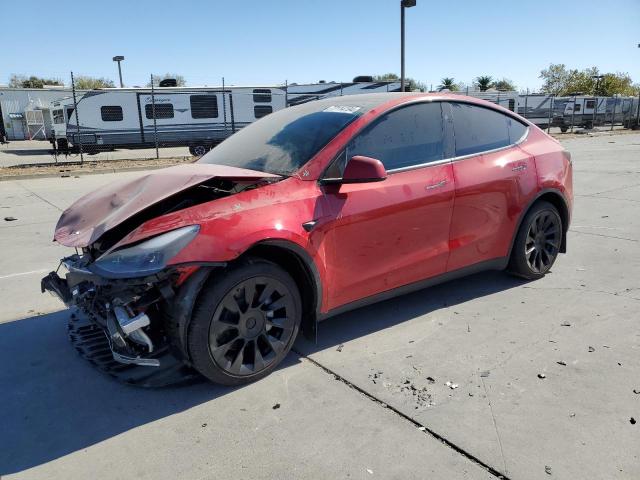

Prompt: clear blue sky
xmin=2 ymin=0 xmax=639 ymax=91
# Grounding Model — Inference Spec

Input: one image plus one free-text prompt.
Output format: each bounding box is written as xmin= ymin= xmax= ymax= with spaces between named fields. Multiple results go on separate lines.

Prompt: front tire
xmin=508 ymin=201 xmax=562 ymax=280
xmin=187 ymin=258 xmax=301 ymax=385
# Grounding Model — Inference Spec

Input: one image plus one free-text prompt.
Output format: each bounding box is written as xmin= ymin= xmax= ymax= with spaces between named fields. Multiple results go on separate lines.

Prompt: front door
xmin=320 ymin=101 xmax=456 ymax=310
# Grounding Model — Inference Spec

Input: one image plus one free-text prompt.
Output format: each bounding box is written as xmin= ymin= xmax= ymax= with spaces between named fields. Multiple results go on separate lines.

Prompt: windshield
xmin=198 ymin=101 xmax=371 ymax=175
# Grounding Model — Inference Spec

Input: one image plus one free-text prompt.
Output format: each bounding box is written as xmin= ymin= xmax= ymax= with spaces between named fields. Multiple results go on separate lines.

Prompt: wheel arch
xmin=509 ymin=189 xmax=570 ymax=258
xmin=241 ymin=240 xmax=322 ymax=341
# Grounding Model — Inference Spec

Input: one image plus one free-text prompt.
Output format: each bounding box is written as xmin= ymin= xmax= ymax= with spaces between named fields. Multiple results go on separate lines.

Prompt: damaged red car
xmin=42 ymin=93 xmax=573 ymax=386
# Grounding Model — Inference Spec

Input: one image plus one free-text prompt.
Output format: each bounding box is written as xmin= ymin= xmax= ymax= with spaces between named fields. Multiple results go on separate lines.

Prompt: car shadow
xmin=295 ymin=270 xmax=529 ymax=354
xmin=0 ymin=270 xmax=526 ymax=475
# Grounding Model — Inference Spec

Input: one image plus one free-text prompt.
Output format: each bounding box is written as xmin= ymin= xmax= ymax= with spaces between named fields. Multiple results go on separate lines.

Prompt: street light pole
xmin=112 ymin=56 xmax=125 ymax=87
xmin=400 ymin=0 xmax=416 ymax=92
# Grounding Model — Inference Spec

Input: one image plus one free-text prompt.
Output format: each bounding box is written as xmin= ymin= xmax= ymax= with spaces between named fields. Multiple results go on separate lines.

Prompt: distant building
xmin=0 ymin=87 xmax=85 ymax=140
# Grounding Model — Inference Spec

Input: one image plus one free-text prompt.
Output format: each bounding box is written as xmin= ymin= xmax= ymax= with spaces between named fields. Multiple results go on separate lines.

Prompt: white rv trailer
xmin=552 ymin=96 xmax=639 ymax=131
xmin=63 ymin=80 xmax=402 ymax=155
xmin=516 ymin=95 xmax=557 ymax=129
xmin=66 ymin=86 xmax=286 ymax=156
xmin=285 ymin=80 xmax=402 ymax=106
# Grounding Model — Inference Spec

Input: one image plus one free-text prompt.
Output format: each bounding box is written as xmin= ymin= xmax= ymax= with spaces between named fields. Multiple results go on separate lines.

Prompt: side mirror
xmin=321 ymin=155 xmax=387 ymax=185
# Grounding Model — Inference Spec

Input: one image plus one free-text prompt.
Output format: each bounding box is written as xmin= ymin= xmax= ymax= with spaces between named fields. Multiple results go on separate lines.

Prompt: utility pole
xmin=400 ymin=0 xmax=416 ymax=92
xmin=113 ymin=56 xmax=125 ymax=87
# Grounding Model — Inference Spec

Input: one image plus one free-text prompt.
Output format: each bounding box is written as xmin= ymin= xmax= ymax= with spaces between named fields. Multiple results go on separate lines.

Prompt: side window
xmin=101 ymin=105 xmax=123 ymax=122
xmin=253 ymin=89 xmax=272 ymax=103
xmin=346 ymin=102 xmax=445 ymax=171
xmin=450 ymin=103 xmax=510 ymax=156
xmin=53 ymin=109 xmax=64 ymax=124
xmin=190 ymin=95 xmax=218 ymax=119
xmin=585 ymin=100 xmax=595 ymax=109
xmin=507 ymin=117 xmax=528 ymax=143
xmin=66 ymin=107 xmax=75 ymax=121
xmin=254 ymin=105 xmax=273 ymax=119
xmin=145 ymin=103 xmax=174 ymax=119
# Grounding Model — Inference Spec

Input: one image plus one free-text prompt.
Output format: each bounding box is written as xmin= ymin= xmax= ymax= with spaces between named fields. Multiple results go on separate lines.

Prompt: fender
xmin=247 ymin=239 xmax=324 ymax=342
xmin=507 ymin=188 xmax=571 ymax=259
xmin=166 ymin=266 xmax=217 ymax=364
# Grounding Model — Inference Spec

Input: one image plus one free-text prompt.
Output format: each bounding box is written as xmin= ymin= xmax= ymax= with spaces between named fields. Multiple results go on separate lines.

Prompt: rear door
xmin=445 ymin=102 xmax=537 ymax=272
xmin=321 ymin=101 xmax=456 ymax=310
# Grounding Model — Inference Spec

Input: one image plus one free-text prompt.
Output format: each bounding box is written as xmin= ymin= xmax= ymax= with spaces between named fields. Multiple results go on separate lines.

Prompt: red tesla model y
xmin=42 ymin=93 xmax=573 ymax=386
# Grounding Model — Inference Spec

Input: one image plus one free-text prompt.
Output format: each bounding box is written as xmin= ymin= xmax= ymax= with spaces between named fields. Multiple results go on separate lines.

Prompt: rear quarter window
xmin=450 ymin=103 xmax=526 ymax=156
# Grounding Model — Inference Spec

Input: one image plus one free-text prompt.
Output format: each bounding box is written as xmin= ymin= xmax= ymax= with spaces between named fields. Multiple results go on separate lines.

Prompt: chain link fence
xmin=9 ymin=70 xmax=639 ymax=166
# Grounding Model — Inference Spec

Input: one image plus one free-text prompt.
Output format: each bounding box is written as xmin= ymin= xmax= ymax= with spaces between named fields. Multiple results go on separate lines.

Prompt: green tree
xmin=475 ymin=76 xmax=493 ymax=92
xmin=147 ymin=73 xmax=187 ymax=87
xmin=539 ymin=64 xmax=638 ymax=96
xmin=373 ymin=73 xmax=426 ymax=92
xmin=9 ymin=74 xmax=63 ymax=88
xmin=493 ymin=78 xmax=517 ymax=91
xmin=438 ymin=77 xmax=458 ymax=91
xmin=74 ymin=76 xmax=115 ymax=89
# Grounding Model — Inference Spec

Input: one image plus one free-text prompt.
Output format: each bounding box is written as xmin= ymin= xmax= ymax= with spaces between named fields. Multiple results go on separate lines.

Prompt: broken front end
xmin=41 ymin=225 xmax=207 ymax=385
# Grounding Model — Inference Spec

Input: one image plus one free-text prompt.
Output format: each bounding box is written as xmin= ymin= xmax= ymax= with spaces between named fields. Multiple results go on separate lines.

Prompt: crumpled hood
xmin=54 ymin=163 xmax=279 ymax=248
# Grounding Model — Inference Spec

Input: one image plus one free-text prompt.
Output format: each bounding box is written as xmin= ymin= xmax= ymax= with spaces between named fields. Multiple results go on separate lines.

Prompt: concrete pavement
xmin=1 ymin=133 xmax=639 ymax=479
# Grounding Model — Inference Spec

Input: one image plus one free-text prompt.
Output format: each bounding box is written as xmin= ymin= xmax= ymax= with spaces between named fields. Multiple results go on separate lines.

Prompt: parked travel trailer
xmin=552 ymin=96 xmax=639 ymax=131
xmin=66 ymin=86 xmax=286 ymax=156
xmin=48 ymin=96 xmax=77 ymax=150
xmin=517 ymin=95 xmax=556 ymax=129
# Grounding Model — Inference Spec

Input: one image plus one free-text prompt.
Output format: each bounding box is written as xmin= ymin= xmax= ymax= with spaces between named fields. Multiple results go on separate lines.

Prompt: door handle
xmin=512 ymin=164 xmax=527 ymax=172
xmin=425 ymin=180 xmax=447 ymax=190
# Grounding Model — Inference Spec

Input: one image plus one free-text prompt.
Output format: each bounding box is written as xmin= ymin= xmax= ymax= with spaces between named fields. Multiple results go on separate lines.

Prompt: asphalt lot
xmin=1 ymin=132 xmax=639 ymax=479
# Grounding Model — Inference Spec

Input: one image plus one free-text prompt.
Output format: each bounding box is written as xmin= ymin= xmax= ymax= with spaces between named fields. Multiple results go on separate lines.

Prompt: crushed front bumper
xmin=41 ymin=255 xmax=198 ymax=385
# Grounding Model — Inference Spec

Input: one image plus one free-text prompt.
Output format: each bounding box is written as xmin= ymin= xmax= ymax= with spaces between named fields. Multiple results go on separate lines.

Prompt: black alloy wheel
xmin=187 ymin=259 xmax=301 ymax=385
xmin=209 ymin=276 xmax=296 ymax=376
xmin=508 ymin=201 xmax=563 ymax=280
xmin=524 ymin=210 xmax=561 ymax=274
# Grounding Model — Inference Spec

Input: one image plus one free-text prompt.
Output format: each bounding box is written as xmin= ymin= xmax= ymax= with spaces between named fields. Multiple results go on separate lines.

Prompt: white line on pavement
xmin=0 ymin=269 xmax=48 ymax=280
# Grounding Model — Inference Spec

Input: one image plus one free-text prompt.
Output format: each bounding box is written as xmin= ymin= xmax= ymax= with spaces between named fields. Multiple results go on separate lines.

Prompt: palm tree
xmin=438 ymin=77 xmax=457 ymax=91
xmin=475 ymin=76 xmax=493 ymax=92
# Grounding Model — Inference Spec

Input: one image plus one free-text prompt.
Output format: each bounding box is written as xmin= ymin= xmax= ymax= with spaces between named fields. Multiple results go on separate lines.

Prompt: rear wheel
xmin=189 ymin=145 xmax=208 ymax=157
xmin=508 ymin=201 xmax=562 ymax=280
xmin=187 ymin=259 xmax=301 ymax=385
xmin=560 ymin=126 xmax=568 ymax=133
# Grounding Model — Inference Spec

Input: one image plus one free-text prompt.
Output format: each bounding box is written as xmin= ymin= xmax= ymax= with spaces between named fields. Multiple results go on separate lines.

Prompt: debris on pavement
xmin=561 ymin=322 xmax=571 ymax=327
xmin=569 ymin=413 xmax=576 ymax=417
xmin=631 ymin=418 xmax=636 ymax=425
xmin=418 ymin=426 xmax=426 ymax=431
xmin=4 ymin=216 xmax=17 ymax=221
xmin=201 ymin=423 xmax=207 ymax=428
xmin=336 ymin=344 xmax=344 ymax=352
xmin=588 ymin=346 xmax=595 ymax=352
xmin=366 ymin=468 xmax=373 ymax=475
xmin=557 ymin=361 xmax=567 ymax=366
xmin=545 ymin=465 xmax=553 ymax=475
xmin=445 ymin=381 xmax=459 ymax=389
xmin=426 ymin=376 xmax=435 ymax=384
xmin=538 ymin=373 xmax=547 ymax=379
xmin=633 ymin=389 xmax=640 ymax=394
xmin=272 ymin=403 xmax=281 ymax=410
xmin=480 ymin=370 xmax=490 ymax=377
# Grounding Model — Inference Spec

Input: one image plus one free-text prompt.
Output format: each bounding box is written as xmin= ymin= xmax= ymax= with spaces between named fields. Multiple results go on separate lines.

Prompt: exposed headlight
xmin=90 ymin=225 xmax=200 ymax=278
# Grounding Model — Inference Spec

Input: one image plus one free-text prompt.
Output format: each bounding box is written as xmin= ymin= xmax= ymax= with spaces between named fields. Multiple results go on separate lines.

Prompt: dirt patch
xmin=0 ymin=156 xmax=194 ymax=179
